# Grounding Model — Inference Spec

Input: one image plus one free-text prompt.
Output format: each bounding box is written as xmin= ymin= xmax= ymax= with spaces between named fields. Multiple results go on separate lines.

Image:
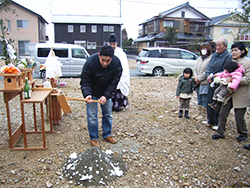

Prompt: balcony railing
xmin=184 ymin=24 xmax=209 ymax=34
xmin=239 ymin=35 xmax=250 ymax=41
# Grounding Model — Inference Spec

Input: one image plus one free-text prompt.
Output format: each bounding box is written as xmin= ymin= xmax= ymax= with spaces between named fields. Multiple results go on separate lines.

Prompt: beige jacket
xmin=193 ymin=55 xmax=212 ymax=85
xmin=225 ymin=57 xmax=250 ymax=108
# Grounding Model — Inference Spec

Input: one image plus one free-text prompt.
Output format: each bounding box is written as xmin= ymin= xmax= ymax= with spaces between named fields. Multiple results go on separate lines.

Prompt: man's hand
xmin=85 ymin=95 xmax=93 ymax=103
xmin=176 ymin=96 xmax=179 ymax=99
xmin=207 ymin=76 xmax=212 ymax=84
xmin=99 ymin=96 xmax=107 ymax=105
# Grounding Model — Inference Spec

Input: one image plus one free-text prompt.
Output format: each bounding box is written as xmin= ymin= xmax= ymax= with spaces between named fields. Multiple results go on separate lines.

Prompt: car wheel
xmin=153 ymin=67 xmax=164 ymax=77
xmin=40 ymin=70 xmax=46 ymax=79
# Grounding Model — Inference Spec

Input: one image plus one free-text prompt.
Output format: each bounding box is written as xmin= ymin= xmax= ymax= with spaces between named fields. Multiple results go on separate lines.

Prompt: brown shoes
xmin=91 ymin=136 xmax=117 ymax=146
xmin=105 ymin=136 xmax=117 ymax=144
xmin=91 ymin=139 xmax=100 ymax=147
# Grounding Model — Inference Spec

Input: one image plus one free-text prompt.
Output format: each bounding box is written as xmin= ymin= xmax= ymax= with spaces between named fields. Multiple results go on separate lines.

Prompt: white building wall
xmin=167 ymin=8 xmax=202 ymax=19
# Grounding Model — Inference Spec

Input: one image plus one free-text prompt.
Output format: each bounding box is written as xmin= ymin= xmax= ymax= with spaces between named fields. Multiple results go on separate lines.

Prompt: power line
xmin=115 ymin=0 xmax=238 ymax=9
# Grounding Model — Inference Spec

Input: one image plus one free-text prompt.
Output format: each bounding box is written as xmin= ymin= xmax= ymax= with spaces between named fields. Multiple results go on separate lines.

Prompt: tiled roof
xmin=134 ymin=32 xmax=213 ymax=43
xmin=140 ymin=2 xmax=210 ymax=25
xmin=210 ymin=14 xmax=232 ymax=25
xmin=52 ymin=15 xmax=123 ymax=24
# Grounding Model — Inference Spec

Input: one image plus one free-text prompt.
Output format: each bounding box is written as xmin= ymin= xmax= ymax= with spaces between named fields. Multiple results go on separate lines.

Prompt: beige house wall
xmin=1 ymin=3 xmax=46 ymax=55
xmin=211 ymin=26 xmax=239 ymax=46
xmin=210 ymin=15 xmax=249 ymax=47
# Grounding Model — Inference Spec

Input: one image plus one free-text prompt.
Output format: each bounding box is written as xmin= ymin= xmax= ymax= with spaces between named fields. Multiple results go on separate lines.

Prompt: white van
xmin=31 ymin=43 xmax=90 ymax=78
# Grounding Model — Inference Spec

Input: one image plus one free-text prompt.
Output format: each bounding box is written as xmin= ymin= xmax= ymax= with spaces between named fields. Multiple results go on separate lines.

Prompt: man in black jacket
xmin=80 ymin=45 xmax=122 ymax=147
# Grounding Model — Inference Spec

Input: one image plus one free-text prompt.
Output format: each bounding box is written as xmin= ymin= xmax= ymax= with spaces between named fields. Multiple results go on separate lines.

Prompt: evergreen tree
xmin=163 ymin=27 xmax=178 ymax=46
xmin=239 ymin=0 xmax=250 ymax=23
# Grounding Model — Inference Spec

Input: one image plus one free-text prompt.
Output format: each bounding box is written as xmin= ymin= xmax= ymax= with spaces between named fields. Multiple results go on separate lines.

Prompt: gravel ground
xmin=0 ymin=59 xmax=250 ymax=187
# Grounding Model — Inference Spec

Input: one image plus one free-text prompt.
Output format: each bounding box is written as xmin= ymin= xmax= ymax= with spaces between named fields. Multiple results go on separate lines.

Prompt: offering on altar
xmin=0 ymin=64 xmax=20 ymax=74
xmin=16 ymin=57 xmax=38 ymax=69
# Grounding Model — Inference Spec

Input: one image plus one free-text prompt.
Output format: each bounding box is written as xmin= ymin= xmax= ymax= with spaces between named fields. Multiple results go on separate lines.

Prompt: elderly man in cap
xmin=108 ymin=33 xmax=130 ymax=112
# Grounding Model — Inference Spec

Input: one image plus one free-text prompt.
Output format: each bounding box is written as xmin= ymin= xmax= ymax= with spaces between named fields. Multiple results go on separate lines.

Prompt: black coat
xmin=80 ymin=53 xmax=122 ymax=99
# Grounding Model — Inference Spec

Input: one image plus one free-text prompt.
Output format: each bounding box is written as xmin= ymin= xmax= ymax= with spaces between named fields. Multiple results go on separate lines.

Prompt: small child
xmin=176 ymin=67 xmax=198 ymax=119
xmin=208 ymin=61 xmax=245 ymax=110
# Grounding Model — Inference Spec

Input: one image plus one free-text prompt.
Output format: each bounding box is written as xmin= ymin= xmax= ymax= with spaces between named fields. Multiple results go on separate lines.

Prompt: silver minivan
xmin=136 ymin=47 xmax=199 ymax=76
xmin=31 ymin=43 xmax=90 ymax=78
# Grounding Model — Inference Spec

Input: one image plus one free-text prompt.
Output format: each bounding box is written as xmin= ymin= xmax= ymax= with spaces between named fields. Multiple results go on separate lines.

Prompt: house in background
xmin=52 ymin=15 xmax=123 ymax=54
xmin=134 ymin=2 xmax=212 ymax=51
xmin=209 ymin=13 xmax=250 ymax=48
xmin=0 ymin=0 xmax=48 ymax=56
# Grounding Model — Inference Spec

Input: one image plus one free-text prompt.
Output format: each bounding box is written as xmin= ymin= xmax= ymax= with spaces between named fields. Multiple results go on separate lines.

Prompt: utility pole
xmin=120 ymin=0 xmax=122 ymax=47
xmin=49 ymin=0 xmax=54 ymax=43
xmin=120 ymin=0 xmax=121 ymax=18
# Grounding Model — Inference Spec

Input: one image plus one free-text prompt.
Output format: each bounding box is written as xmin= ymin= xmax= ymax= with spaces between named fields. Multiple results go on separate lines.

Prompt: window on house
xmin=68 ymin=25 xmax=73 ymax=33
xmin=173 ymin=21 xmax=179 ymax=29
xmin=39 ymin=21 xmax=41 ymax=30
xmin=87 ymin=42 xmax=92 ymax=49
xmin=221 ymin=28 xmax=230 ymax=35
xmin=109 ymin=26 xmax=114 ymax=32
xmin=80 ymin=25 xmax=86 ymax=33
xmin=181 ymin=11 xmax=185 ymax=18
xmin=74 ymin=40 xmax=86 ymax=47
xmin=103 ymin=26 xmax=108 ymax=32
xmin=91 ymin=42 xmax=96 ymax=49
xmin=18 ymin=41 xmax=29 ymax=55
xmin=7 ymin=20 xmax=11 ymax=31
xmin=92 ymin=25 xmax=97 ymax=33
xmin=194 ymin=24 xmax=199 ymax=32
xmin=17 ymin=20 xmax=29 ymax=28
xmin=145 ymin=26 xmax=147 ymax=34
xmin=41 ymin=29 xmax=45 ymax=40
xmin=87 ymin=41 xmax=97 ymax=49
xmin=163 ymin=21 xmax=173 ymax=28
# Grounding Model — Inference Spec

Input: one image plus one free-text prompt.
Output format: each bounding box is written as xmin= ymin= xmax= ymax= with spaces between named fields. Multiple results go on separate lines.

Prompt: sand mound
xmin=62 ymin=147 xmax=127 ymax=187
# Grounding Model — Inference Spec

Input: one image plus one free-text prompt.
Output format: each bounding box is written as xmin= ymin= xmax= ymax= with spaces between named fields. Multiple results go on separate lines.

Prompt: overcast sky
xmin=13 ymin=0 xmax=240 ymax=42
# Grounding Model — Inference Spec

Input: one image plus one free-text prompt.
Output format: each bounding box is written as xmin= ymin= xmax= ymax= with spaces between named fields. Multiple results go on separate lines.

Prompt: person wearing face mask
xmin=212 ymin=42 xmax=250 ymax=142
xmin=204 ymin=38 xmax=232 ymax=130
xmin=193 ymin=43 xmax=212 ymax=121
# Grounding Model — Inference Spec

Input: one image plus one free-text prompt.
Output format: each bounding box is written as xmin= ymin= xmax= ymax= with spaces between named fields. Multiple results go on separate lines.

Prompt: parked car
xmin=135 ymin=47 xmax=199 ymax=76
xmin=30 ymin=43 xmax=90 ymax=78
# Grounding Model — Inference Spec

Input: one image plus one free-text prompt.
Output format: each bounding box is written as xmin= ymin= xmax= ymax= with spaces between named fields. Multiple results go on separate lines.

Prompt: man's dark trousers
xmin=207 ymin=84 xmax=221 ymax=125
